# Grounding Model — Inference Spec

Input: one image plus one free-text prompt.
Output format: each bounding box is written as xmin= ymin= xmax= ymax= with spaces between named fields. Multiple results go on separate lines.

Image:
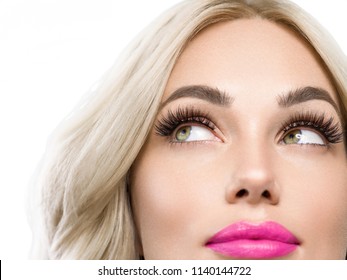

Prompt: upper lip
xmin=206 ymin=221 xmax=300 ymax=245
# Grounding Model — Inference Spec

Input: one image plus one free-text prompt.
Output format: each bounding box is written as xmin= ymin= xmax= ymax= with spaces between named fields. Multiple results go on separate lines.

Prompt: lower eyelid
xmin=168 ymin=139 xmax=221 ymax=147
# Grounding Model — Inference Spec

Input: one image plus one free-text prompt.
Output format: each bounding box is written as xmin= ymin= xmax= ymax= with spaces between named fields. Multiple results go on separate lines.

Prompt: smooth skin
xmin=130 ymin=18 xmax=347 ymax=259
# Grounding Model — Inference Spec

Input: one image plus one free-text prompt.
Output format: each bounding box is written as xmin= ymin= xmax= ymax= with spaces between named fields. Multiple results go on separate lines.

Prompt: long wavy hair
xmin=30 ymin=0 xmax=347 ymax=259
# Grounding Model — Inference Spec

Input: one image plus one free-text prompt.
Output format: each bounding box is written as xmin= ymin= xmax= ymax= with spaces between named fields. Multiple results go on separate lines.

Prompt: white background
xmin=0 ymin=0 xmax=346 ymax=260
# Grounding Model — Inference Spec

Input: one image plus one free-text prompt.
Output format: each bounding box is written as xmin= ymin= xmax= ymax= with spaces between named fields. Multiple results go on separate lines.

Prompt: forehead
xmin=164 ymin=18 xmax=336 ymax=103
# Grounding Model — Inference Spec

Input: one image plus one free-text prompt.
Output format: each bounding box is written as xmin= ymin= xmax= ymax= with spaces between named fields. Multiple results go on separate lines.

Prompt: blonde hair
xmin=31 ymin=0 xmax=347 ymax=259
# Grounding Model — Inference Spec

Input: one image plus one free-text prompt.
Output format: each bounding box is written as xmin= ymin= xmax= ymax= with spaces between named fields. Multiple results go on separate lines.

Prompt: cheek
xmin=130 ymin=146 xmax=223 ymax=259
xmin=281 ymin=154 xmax=347 ymax=258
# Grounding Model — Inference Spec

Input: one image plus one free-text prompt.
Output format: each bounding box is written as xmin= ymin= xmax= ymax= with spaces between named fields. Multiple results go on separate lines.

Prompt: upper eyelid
xmin=176 ymin=119 xmax=215 ymax=129
xmin=278 ymin=113 xmax=344 ymax=144
xmin=154 ymin=106 xmax=217 ymax=136
xmin=280 ymin=112 xmax=341 ymax=130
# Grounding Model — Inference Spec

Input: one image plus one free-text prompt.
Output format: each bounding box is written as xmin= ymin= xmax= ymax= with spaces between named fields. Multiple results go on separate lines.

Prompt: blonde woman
xmin=31 ymin=0 xmax=347 ymax=259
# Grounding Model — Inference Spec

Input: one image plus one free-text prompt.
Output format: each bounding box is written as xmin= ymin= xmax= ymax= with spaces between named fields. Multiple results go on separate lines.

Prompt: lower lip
xmin=207 ymin=239 xmax=298 ymax=259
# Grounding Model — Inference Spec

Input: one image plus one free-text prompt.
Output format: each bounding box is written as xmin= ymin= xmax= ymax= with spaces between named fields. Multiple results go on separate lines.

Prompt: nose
xmin=226 ymin=145 xmax=280 ymax=205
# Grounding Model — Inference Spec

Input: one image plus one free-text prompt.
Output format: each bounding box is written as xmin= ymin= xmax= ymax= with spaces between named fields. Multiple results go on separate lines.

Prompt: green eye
xmin=175 ymin=126 xmax=192 ymax=141
xmin=283 ymin=129 xmax=302 ymax=144
xmin=173 ymin=125 xmax=217 ymax=143
xmin=283 ymin=129 xmax=324 ymax=145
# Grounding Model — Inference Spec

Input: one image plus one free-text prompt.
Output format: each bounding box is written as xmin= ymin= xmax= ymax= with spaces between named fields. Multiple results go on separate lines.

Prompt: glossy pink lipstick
xmin=206 ymin=221 xmax=300 ymax=259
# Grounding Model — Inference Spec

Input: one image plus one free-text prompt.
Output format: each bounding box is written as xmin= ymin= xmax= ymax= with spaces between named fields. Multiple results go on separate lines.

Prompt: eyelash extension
xmin=280 ymin=112 xmax=344 ymax=144
xmin=155 ymin=106 xmax=216 ymax=137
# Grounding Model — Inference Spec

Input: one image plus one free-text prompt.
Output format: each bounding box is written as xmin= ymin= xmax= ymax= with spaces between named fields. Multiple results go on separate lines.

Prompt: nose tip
xmin=226 ymin=168 xmax=280 ymax=205
xmin=225 ymin=139 xmax=279 ymax=206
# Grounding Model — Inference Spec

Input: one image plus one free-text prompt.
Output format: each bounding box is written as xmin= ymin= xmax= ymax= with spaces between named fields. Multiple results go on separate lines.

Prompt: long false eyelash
xmin=155 ymin=107 xmax=216 ymax=137
xmin=281 ymin=112 xmax=344 ymax=144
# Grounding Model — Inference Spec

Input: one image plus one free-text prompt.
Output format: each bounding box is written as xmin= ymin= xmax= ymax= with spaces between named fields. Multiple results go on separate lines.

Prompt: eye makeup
xmin=279 ymin=111 xmax=344 ymax=146
xmin=154 ymin=106 xmax=216 ymax=138
xmin=154 ymin=105 xmax=344 ymax=146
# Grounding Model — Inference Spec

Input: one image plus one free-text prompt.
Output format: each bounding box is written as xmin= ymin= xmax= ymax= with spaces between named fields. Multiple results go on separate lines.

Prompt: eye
xmin=174 ymin=125 xmax=216 ymax=142
xmin=283 ymin=129 xmax=325 ymax=145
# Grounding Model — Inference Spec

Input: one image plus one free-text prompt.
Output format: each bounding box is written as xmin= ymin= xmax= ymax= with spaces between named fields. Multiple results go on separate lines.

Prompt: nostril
xmin=236 ymin=189 xmax=249 ymax=198
xmin=262 ymin=190 xmax=271 ymax=199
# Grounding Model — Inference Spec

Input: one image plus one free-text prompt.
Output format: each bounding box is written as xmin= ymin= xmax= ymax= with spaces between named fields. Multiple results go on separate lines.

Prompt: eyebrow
xmin=277 ymin=86 xmax=340 ymax=114
xmin=160 ymin=85 xmax=233 ymax=109
xmin=160 ymin=85 xmax=340 ymax=117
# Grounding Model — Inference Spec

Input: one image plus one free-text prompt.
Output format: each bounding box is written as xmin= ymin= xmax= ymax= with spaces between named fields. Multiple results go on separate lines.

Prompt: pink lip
xmin=206 ymin=221 xmax=300 ymax=259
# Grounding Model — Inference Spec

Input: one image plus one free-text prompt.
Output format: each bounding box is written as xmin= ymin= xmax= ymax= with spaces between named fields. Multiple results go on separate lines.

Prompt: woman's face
xmin=130 ymin=19 xmax=347 ymax=259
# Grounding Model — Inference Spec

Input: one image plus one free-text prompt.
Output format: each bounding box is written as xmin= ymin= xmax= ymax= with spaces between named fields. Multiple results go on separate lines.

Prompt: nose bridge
xmin=236 ymin=115 xmax=272 ymax=169
xmin=226 ymin=127 xmax=279 ymax=205
xmin=238 ymin=138 xmax=273 ymax=186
